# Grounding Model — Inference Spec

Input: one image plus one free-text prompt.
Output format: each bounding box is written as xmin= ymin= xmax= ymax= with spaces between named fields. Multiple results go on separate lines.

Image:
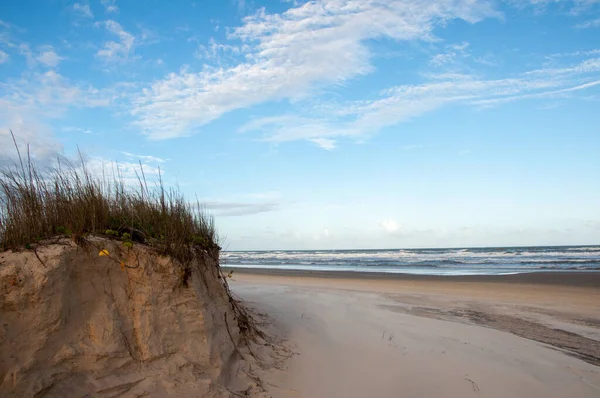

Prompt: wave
xmin=221 ymin=246 xmax=600 ymax=273
xmin=223 ymin=260 xmax=600 ymax=269
xmin=222 ymin=249 xmax=600 ymax=260
xmin=222 ymin=257 xmax=600 ymax=265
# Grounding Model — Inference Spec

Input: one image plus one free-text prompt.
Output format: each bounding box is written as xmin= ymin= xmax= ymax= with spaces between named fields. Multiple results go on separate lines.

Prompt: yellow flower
xmin=99 ymin=249 xmax=110 ymax=257
xmin=120 ymin=261 xmax=125 ymax=270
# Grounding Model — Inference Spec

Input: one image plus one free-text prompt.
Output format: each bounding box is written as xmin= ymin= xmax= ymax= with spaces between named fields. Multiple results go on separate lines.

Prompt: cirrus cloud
xmin=72 ymin=3 xmax=94 ymax=19
xmin=131 ymin=0 xmax=499 ymax=140
xmin=240 ymin=56 xmax=600 ymax=148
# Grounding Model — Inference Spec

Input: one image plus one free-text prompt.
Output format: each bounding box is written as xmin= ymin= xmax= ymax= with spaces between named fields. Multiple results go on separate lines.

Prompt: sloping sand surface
xmin=231 ymin=272 xmax=600 ymax=398
xmin=0 ymin=239 xmax=269 ymax=397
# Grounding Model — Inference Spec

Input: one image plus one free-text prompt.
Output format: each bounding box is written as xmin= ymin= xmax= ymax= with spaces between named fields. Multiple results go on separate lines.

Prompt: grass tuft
xmin=0 ymin=132 xmax=219 ymax=264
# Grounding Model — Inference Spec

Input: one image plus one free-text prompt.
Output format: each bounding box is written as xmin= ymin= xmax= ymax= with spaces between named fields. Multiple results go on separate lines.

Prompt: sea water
xmin=221 ymin=246 xmax=600 ymax=276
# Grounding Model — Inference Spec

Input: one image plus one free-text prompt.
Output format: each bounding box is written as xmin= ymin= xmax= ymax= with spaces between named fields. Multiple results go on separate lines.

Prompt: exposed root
xmin=32 ymin=248 xmax=47 ymax=268
xmin=224 ymin=311 xmax=248 ymax=361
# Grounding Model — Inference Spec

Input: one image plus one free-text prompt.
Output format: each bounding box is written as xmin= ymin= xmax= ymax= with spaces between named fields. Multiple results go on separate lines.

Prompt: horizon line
xmin=222 ymin=244 xmax=600 ymax=252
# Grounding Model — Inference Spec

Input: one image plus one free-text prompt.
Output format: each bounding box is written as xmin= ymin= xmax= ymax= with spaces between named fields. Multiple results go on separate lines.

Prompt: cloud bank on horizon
xmin=0 ymin=0 xmax=599 ymax=249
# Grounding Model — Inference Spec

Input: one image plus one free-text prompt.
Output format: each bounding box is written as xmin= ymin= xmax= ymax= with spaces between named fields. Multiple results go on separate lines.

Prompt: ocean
xmin=221 ymin=246 xmax=600 ymax=276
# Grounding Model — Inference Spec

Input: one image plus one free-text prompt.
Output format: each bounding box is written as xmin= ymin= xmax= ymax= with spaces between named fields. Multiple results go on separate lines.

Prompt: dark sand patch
xmin=381 ymin=304 xmax=600 ymax=366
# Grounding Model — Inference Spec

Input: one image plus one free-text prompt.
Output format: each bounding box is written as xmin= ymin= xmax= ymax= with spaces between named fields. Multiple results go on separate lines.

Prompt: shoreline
xmin=224 ymin=267 xmax=600 ymax=288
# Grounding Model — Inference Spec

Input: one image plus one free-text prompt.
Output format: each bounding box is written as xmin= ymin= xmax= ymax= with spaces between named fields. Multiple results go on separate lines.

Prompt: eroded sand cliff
xmin=0 ymin=238 xmax=271 ymax=397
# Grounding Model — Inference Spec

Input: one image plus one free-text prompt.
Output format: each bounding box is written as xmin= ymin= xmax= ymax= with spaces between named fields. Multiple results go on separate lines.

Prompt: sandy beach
xmin=230 ymin=270 xmax=600 ymax=398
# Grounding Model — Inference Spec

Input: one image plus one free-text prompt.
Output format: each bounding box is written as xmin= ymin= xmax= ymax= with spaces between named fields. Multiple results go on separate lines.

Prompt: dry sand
xmin=230 ymin=270 xmax=600 ymax=398
xmin=0 ymin=239 xmax=269 ymax=397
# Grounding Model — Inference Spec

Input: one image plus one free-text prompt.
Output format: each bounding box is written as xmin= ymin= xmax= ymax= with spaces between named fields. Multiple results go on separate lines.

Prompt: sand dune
xmin=231 ymin=272 xmax=600 ymax=398
xmin=0 ymin=239 xmax=268 ymax=397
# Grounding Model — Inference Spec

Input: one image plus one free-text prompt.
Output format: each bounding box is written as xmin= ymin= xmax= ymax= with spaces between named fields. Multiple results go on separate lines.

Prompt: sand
xmin=230 ymin=270 xmax=600 ymax=398
xmin=0 ymin=239 xmax=269 ymax=397
xmin=3 ymin=241 xmax=599 ymax=398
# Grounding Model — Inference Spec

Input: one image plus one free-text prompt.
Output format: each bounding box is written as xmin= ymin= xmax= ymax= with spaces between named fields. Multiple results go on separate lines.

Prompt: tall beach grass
xmin=0 ymin=133 xmax=219 ymax=263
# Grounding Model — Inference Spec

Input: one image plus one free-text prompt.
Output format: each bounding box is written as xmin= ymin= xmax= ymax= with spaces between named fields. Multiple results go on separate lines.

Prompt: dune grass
xmin=0 ymin=133 xmax=219 ymax=263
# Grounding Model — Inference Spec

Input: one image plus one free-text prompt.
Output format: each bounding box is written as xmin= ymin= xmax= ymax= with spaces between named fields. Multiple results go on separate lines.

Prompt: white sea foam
xmin=220 ymin=246 xmax=600 ymax=275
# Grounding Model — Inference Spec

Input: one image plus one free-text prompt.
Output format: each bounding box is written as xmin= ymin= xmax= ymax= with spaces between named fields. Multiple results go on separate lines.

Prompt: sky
xmin=0 ymin=0 xmax=599 ymax=250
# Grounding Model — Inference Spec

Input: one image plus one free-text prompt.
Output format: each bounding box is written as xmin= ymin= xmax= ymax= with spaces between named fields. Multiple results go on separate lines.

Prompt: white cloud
xmin=524 ymin=57 xmax=600 ymax=76
xmin=470 ymin=78 xmax=600 ymax=106
xmin=430 ymin=53 xmax=456 ymax=67
xmin=62 ymin=126 xmax=93 ymax=134
xmin=311 ymin=138 xmax=336 ymax=150
xmin=96 ymin=20 xmax=135 ymax=62
xmin=401 ymin=144 xmax=424 ymax=150
xmin=0 ymin=70 xmax=109 ymax=116
xmin=0 ymin=121 xmax=63 ymax=167
xmin=36 ymin=49 xmax=62 ymax=67
xmin=0 ymin=71 xmax=112 ymax=165
xmin=0 ymin=49 xmax=8 ymax=63
xmin=194 ymin=37 xmax=245 ymax=61
xmin=131 ymin=0 xmax=499 ymax=139
xmin=430 ymin=41 xmax=470 ymax=66
xmin=351 ymin=77 xmax=552 ymax=131
xmin=239 ymin=114 xmax=355 ymax=147
xmin=82 ymin=157 xmax=162 ymax=186
xmin=202 ymin=201 xmax=281 ymax=216
xmin=199 ymin=191 xmax=283 ymax=217
xmin=0 ymin=133 xmax=162 ymax=188
xmin=381 ymin=219 xmax=399 ymax=233
xmin=101 ymin=0 xmax=119 ymax=13
xmin=121 ymin=151 xmax=167 ymax=163
xmin=358 ymin=59 xmax=600 ymax=122
xmin=514 ymin=0 xmax=600 ymax=14
xmin=239 ymin=56 xmax=600 ymax=148
xmin=575 ymin=18 xmax=600 ymax=28
xmin=0 ymin=28 xmax=108 ymax=165
xmin=546 ymin=49 xmax=600 ymax=60
xmin=72 ymin=3 xmax=94 ymax=18
xmin=18 ymin=44 xmax=35 ymax=66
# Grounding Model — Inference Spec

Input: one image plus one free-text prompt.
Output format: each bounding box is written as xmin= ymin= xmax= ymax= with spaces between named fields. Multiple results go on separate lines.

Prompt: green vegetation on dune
xmin=0 ymin=134 xmax=219 ymax=262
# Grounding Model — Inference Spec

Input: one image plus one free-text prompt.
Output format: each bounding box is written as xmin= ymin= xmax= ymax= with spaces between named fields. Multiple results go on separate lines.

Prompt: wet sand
xmin=223 ymin=267 xmax=600 ymax=287
xmin=230 ymin=270 xmax=600 ymax=398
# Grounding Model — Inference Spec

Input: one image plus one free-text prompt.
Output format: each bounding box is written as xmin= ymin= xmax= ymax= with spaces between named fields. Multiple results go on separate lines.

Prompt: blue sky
xmin=0 ymin=0 xmax=599 ymax=250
